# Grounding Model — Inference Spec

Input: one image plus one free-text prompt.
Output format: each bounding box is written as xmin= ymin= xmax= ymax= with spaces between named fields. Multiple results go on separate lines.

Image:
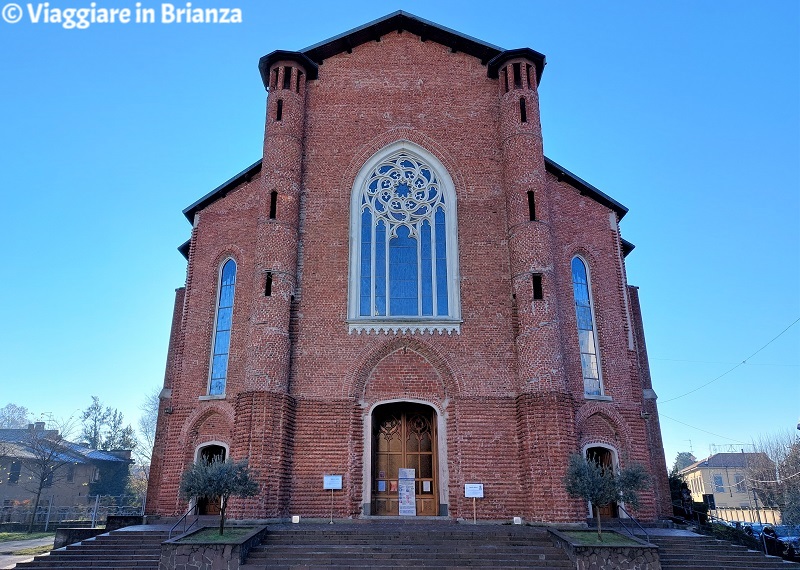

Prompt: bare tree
xmin=134 ymin=388 xmax=159 ymax=470
xmin=0 ymin=403 xmax=31 ymax=428
xmin=21 ymin=419 xmax=76 ymax=533
xmin=748 ymin=429 xmax=800 ymax=525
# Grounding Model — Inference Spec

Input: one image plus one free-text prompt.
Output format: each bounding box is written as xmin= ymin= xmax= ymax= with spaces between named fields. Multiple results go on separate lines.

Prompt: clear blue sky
xmin=1 ymin=0 xmax=798 ymax=470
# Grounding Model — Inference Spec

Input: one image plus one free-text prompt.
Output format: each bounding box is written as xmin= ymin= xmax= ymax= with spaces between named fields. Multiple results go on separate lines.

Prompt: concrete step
xmin=243 ymin=564 xmax=572 ymax=568
xmin=650 ymin=534 xmax=800 ymax=570
xmin=15 ymin=528 xmax=168 ymax=570
xmin=243 ymin=524 xmax=573 ymax=569
xmin=248 ymin=558 xmax=573 ymax=565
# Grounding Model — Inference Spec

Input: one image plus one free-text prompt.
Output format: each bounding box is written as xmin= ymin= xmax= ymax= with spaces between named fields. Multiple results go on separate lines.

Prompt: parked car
xmin=743 ymin=523 xmax=768 ymax=538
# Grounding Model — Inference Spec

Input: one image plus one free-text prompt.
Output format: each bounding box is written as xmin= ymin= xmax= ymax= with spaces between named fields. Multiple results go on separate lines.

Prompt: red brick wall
xmin=147 ymin=28 xmax=669 ymax=523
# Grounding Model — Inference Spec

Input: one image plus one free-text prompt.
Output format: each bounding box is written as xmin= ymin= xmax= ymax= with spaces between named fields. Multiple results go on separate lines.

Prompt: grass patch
xmin=177 ymin=527 xmax=255 ymax=543
xmin=0 ymin=532 xmax=55 ymax=543
xmin=12 ymin=544 xmax=53 ymax=556
xmin=562 ymin=530 xmax=642 ymax=546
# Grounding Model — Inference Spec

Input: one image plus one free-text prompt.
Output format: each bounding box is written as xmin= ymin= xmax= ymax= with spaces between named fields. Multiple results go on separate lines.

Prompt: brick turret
xmin=491 ymin=49 xmax=580 ymax=522
xmin=228 ymin=52 xmax=317 ymax=518
xmin=491 ymin=49 xmax=565 ymax=395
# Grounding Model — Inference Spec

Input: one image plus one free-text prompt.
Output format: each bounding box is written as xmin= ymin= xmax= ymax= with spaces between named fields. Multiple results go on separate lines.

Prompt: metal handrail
xmin=617 ymin=503 xmax=650 ymax=544
xmin=168 ymin=504 xmax=199 ymax=539
xmin=670 ymin=499 xmax=734 ymax=528
xmin=670 ymin=499 xmax=780 ymax=556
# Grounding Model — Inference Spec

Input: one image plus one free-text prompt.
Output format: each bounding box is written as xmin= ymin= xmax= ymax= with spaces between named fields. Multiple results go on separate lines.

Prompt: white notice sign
xmin=323 ymin=475 xmax=343 ymax=490
xmin=398 ymin=468 xmax=416 ymax=516
xmin=464 ymin=483 xmax=484 ymax=498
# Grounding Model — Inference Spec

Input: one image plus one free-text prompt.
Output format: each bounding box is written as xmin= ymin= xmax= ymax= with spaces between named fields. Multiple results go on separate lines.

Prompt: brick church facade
xmin=147 ymin=11 xmax=671 ymax=522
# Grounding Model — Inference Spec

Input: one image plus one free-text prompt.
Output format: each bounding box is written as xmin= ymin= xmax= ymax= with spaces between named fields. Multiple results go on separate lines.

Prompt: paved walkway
xmin=0 ymin=536 xmax=55 ymax=570
xmin=633 ymin=527 xmax=702 ymax=537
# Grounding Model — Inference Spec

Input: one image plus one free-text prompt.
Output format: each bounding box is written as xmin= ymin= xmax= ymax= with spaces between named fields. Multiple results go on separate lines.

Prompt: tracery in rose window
xmin=362 ymin=152 xmax=446 ymax=236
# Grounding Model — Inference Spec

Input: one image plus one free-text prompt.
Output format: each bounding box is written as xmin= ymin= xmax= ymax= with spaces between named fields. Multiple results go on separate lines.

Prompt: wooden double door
xmin=371 ymin=403 xmax=438 ymax=516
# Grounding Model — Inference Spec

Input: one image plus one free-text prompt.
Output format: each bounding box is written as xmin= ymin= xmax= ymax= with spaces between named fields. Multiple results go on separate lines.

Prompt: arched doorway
xmin=586 ymin=446 xmax=618 ymax=518
xmin=371 ymin=402 xmax=438 ymax=516
xmin=196 ymin=444 xmax=226 ymax=515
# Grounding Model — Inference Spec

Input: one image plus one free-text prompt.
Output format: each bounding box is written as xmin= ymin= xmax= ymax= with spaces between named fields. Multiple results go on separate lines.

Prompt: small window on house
xmin=500 ymin=68 xmax=508 ymax=93
xmin=282 ymin=66 xmax=292 ymax=90
xmin=532 ymin=274 xmax=543 ymax=300
xmin=276 ymin=99 xmax=283 ymax=121
xmin=265 ymin=272 xmax=273 ymax=297
xmin=713 ymin=474 xmax=724 ymax=492
xmin=527 ymin=191 xmax=536 ymax=221
xmin=296 ymin=70 xmax=303 ymax=93
xmin=269 ymin=190 xmax=278 ymax=219
xmin=66 ymin=464 xmax=75 ymax=483
xmin=271 ymin=68 xmax=279 ymax=90
xmin=519 ymin=97 xmax=527 ymax=123
xmin=8 ymin=461 xmax=21 ymax=485
xmin=43 ymin=471 xmax=53 ymax=487
xmin=734 ymin=473 xmax=745 ymax=493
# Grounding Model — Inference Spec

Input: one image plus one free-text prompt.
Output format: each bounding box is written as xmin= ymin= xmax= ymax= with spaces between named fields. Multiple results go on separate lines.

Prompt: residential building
xmin=679 ymin=452 xmax=781 ymax=524
xmin=0 ymin=423 xmax=133 ymax=511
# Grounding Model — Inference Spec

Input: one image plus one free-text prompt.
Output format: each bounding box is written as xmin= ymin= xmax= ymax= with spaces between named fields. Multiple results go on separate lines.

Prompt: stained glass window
xmin=356 ymin=151 xmax=452 ymax=320
xmin=572 ymin=257 xmax=602 ymax=395
xmin=209 ymin=259 xmax=236 ymax=395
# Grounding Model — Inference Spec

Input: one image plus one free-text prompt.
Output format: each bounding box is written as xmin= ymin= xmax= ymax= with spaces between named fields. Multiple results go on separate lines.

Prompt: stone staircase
xmin=650 ymin=534 xmax=800 ymax=570
xmin=241 ymin=522 xmax=573 ymax=569
xmin=14 ymin=527 xmax=169 ymax=570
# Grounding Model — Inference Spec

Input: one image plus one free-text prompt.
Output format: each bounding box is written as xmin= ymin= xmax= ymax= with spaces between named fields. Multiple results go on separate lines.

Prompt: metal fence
xmin=1 ymin=495 xmax=144 ymax=529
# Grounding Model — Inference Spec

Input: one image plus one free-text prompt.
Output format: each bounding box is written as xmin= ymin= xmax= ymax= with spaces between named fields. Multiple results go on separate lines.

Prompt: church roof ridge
xmin=260 ymin=11 xmax=544 ymax=90
xmin=300 ymin=10 xmax=506 ymax=67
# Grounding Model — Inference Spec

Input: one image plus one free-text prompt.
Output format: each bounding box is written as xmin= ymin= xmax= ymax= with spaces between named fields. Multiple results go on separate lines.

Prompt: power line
xmin=660 ymin=413 xmax=749 ymax=444
xmin=652 ymin=358 xmax=798 ymax=367
xmin=660 ymin=317 xmax=800 ymax=404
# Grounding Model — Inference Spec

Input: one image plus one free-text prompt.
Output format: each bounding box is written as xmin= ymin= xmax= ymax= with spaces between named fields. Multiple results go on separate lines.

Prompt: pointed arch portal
xmin=370 ymin=402 xmax=439 ymax=516
xmin=586 ymin=445 xmax=618 ymax=518
xmin=195 ymin=443 xmax=226 ymax=515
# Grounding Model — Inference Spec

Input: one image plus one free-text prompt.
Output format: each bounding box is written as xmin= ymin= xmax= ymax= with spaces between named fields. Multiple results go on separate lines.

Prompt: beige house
xmin=679 ymin=452 xmax=780 ymax=524
xmin=0 ymin=424 xmax=133 ymax=513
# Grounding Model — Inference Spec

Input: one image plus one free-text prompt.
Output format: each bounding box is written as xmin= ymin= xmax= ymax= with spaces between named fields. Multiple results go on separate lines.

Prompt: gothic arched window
xmin=348 ymin=142 xmax=460 ymax=334
xmin=209 ymin=258 xmax=236 ymax=395
xmin=572 ymin=256 xmax=603 ymax=395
